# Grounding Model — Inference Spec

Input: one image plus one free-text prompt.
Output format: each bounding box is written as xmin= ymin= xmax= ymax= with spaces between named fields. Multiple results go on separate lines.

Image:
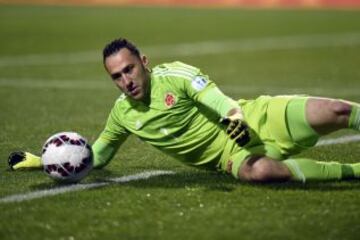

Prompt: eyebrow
xmin=111 ymin=72 xmax=122 ymax=80
xmin=110 ymin=64 xmax=134 ymax=80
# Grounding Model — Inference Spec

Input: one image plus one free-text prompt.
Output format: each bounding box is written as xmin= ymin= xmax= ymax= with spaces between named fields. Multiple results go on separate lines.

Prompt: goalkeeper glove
xmin=221 ymin=114 xmax=250 ymax=147
xmin=8 ymin=151 xmax=42 ymax=170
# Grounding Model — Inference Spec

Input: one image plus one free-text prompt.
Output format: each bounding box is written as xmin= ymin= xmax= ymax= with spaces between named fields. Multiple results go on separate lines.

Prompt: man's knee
xmin=309 ymin=98 xmax=351 ymax=116
xmin=306 ymin=98 xmax=351 ymax=133
xmin=238 ymin=156 xmax=273 ymax=182
xmin=329 ymin=100 xmax=352 ymax=115
xmin=238 ymin=156 xmax=291 ymax=182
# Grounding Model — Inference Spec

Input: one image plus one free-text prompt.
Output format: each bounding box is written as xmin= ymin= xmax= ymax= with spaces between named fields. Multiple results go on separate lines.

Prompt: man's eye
xmin=111 ymin=73 xmax=122 ymax=80
xmin=123 ymin=65 xmax=134 ymax=74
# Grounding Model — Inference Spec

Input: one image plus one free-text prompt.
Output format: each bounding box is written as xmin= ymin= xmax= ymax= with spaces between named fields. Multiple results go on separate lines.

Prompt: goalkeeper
xmin=9 ymin=38 xmax=360 ymax=183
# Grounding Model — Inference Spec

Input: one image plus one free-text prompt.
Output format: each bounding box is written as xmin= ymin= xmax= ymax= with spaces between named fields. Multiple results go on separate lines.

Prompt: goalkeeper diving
xmin=9 ymin=38 xmax=360 ymax=183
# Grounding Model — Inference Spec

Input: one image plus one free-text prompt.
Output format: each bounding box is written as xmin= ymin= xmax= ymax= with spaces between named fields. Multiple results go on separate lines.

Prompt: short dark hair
xmin=102 ymin=38 xmax=141 ymax=62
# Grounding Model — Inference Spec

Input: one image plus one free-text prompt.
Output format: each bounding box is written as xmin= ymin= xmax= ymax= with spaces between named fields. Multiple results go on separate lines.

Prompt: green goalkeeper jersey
xmin=95 ymin=61 xmax=240 ymax=168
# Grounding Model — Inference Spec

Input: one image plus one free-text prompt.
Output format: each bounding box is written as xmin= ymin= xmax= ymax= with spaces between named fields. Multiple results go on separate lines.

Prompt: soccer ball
xmin=41 ymin=132 xmax=93 ymax=183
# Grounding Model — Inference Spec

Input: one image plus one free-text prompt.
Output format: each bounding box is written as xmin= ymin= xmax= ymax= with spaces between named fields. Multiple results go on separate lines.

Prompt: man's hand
xmin=8 ymin=151 xmax=42 ymax=170
xmin=221 ymin=110 xmax=250 ymax=147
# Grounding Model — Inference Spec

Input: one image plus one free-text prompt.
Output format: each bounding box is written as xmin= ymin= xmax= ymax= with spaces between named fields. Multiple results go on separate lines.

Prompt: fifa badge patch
xmin=191 ymin=76 xmax=208 ymax=91
xmin=164 ymin=92 xmax=176 ymax=108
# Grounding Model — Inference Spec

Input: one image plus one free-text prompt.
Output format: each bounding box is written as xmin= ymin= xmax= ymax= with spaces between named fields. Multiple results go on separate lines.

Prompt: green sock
xmin=348 ymin=103 xmax=360 ymax=130
xmin=350 ymin=162 xmax=360 ymax=178
xmin=283 ymin=158 xmax=355 ymax=182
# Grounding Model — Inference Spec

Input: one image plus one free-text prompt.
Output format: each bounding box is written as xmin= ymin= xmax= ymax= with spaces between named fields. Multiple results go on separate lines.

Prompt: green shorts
xmin=219 ymin=95 xmax=319 ymax=178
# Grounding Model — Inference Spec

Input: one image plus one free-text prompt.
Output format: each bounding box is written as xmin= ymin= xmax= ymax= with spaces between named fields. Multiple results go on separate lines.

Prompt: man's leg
xmin=238 ymin=97 xmax=360 ymax=183
xmin=282 ymin=97 xmax=360 ymax=182
xmin=239 ymin=156 xmax=292 ymax=182
xmin=238 ymin=155 xmax=355 ymax=182
xmin=305 ymin=97 xmax=359 ymax=134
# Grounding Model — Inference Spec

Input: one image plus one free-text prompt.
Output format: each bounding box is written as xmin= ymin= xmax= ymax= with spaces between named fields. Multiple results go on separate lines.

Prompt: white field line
xmin=1 ymin=32 xmax=360 ymax=67
xmin=316 ymin=134 xmax=360 ymax=146
xmin=0 ymin=170 xmax=175 ymax=204
xmin=0 ymin=78 xmax=359 ymax=97
xmin=0 ymin=135 xmax=359 ymax=204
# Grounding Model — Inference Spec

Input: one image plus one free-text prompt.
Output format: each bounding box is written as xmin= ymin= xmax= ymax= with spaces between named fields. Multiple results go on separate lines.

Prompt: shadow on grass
xmin=29 ymin=168 xmax=360 ymax=192
xmin=121 ymin=171 xmax=360 ymax=192
xmin=250 ymin=179 xmax=360 ymax=192
xmin=28 ymin=168 xmax=116 ymax=190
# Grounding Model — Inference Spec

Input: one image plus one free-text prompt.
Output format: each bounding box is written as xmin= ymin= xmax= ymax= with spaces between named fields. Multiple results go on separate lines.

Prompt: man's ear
xmin=141 ymin=55 xmax=149 ymax=66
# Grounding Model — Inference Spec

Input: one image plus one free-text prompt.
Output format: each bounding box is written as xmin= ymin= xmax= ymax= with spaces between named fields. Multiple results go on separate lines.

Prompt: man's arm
xmin=8 ymin=133 xmax=127 ymax=170
xmin=197 ymin=86 xmax=250 ymax=146
xmin=179 ymin=66 xmax=250 ymax=146
xmin=8 ymin=151 xmax=42 ymax=170
xmin=198 ymin=86 xmax=244 ymax=118
xmin=92 ymin=100 xmax=130 ymax=168
xmin=91 ymin=134 xmax=127 ymax=169
xmin=9 ymin=99 xmax=130 ymax=170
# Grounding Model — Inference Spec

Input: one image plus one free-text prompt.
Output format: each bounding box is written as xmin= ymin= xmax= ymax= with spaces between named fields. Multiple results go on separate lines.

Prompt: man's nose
xmin=123 ymin=74 xmax=132 ymax=86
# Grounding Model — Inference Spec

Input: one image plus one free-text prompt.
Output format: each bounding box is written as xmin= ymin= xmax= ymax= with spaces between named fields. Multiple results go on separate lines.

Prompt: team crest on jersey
xmin=164 ymin=92 xmax=176 ymax=108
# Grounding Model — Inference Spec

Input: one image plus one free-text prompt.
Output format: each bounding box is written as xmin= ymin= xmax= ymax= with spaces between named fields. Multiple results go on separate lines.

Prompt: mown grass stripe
xmin=316 ymin=134 xmax=360 ymax=146
xmin=1 ymin=32 xmax=360 ymax=67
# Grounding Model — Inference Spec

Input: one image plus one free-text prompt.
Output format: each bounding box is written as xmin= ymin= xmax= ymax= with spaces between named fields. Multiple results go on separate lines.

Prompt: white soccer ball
xmin=41 ymin=132 xmax=93 ymax=183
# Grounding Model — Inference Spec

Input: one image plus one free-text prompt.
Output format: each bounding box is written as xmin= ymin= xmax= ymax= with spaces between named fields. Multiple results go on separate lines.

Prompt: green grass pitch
xmin=1 ymin=4 xmax=360 ymax=240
